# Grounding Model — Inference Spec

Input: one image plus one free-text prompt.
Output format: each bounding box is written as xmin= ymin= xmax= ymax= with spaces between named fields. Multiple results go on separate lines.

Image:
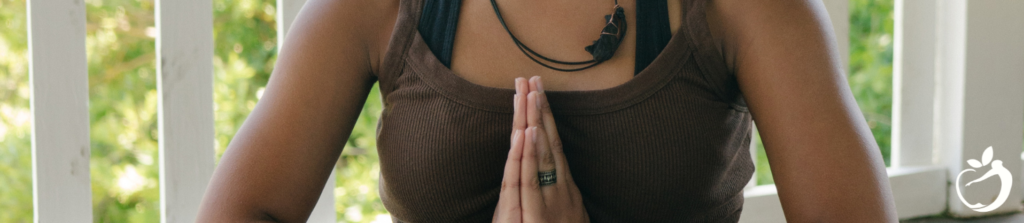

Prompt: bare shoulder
xmin=196 ymin=1 xmax=402 ymax=222
xmin=704 ymin=0 xmax=837 ymax=75
xmin=285 ymin=0 xmax=400 ymax=76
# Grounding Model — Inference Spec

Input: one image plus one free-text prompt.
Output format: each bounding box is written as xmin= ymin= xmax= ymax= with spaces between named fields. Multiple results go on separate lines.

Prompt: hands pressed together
xmin=493 ymin=77 xmax=589 ymax=223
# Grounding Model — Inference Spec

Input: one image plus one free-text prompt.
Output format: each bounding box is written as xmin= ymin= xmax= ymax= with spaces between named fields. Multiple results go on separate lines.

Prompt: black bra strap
xmin=635 ymin=0 xmax=672 ymax=75
xmin=418 ymin=0 xmax=462 ymax=67
xmin=419 ymin=0 xmax=671 ymax=75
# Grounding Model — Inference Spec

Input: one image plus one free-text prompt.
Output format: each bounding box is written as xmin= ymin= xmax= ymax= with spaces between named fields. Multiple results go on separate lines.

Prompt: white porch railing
xmin=25 ymin=0 xmax=1024 ymax=222
xmin=155 ymin=0 xmax=216 ymax=222
xmin=27 ymin=0 xmax=92 ymax=222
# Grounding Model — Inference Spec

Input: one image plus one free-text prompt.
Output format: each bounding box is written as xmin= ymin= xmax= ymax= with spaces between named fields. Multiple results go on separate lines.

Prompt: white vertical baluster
xmin=822 ymin=0 xmax=849 ymax=70
xmin=27 ymin=0 xmax=93 ymax=222
xmin=155 ymin=0 xmax=215 ymax=222
xmin=934 ymin=0 xmax=1024 ymax=217
xmin=892 ymin=0 xmax=938 ymax=167
xmin=739 ymin=185 xmax=786 ymax=223
xmin=309 ymin=172 xmax=337 ymax=222
xmin=275 ymin=0 xmax=336 ymax=222
xmin=746 ymin=124 xmax=758 ymax=190
xmin=277 ymin=0 xmax=308 ymax=51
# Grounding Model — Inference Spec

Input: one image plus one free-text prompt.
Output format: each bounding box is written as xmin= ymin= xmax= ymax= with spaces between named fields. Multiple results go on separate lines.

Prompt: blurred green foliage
xmin=849 ymin=0 xmax=895 ymax=166
xmin=83 ymin=0 xmax=160 ymax=221
xmin=0 ymin=0 xmax=894 ymax=221
xmin=0 ymin=0 xmax=32 ymax=222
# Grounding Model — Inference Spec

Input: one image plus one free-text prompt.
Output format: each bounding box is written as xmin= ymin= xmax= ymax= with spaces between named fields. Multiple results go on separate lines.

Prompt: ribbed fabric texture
xmin=373 ymin=0 xmax=753 ymax=222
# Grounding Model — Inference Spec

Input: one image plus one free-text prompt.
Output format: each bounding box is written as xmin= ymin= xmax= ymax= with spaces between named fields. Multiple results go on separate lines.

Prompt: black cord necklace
xmin=490 ymin=0 xmax=627 ymax=72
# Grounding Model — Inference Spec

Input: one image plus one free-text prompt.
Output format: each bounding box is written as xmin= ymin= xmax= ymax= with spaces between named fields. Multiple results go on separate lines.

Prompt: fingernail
xmin=536 ymin=77 xmax=544 ymax=93
xmin=515 ymin=78 xmax=523 ymax=94
xmin=531 ymin=127 xmax=537 ymax=143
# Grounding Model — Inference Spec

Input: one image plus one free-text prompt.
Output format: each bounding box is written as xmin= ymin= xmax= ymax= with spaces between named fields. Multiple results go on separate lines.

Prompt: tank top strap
xmin=418 ymin=0 xmax=461 ymax=67
xmin=378 ymin=0 xmax=424 ymax=97
xmin=635 ymin=0 xmax=673 ymax=75
xmin=683 ymin=0 xmax=747 ymax=109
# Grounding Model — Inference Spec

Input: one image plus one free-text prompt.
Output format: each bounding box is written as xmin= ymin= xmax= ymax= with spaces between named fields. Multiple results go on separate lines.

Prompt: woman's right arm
xmin=196 ymin=0 xmax=397 ymax=222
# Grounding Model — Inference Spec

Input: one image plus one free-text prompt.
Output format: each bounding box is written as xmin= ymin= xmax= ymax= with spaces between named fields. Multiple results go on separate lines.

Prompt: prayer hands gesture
xmin=493 ymin=77 xmax=589 ymax=223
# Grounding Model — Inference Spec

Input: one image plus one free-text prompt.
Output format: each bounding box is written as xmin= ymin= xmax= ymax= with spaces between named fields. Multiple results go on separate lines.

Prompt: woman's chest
xmin=373 ymin=80 xmax=754 ymax=221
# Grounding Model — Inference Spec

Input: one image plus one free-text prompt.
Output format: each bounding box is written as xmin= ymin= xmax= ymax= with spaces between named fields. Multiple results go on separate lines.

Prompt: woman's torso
xmin=372 ymin=0 xmax=753 ymax=222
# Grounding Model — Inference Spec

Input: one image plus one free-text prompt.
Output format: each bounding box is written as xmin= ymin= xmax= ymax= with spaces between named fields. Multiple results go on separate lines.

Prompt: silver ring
xmin=538 ymin=170 xmax=557 ymax=186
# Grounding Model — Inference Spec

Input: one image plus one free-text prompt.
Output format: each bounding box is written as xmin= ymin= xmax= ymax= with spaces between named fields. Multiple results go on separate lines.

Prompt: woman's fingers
xmin=513 ymin=78 xmax=528 ymax=133
xmin=511 ymin=94 xmax=519 ymax=142
xmin=529 ymin=77 xmax=571 ymax=185
xmin=495 ymin=129 xmax=524 ymax=223
xmin=532 ymin=124 xmax=566 ymax=201
xmin=520 ymin=127 xmax=545 ymax=213
xmin=518 ymin=77 xmax=590 ymax=222
xmin=497 ymin=77 xmax=530 ymax=223
xmin=526 ymin=92 xmax=556 ymax=176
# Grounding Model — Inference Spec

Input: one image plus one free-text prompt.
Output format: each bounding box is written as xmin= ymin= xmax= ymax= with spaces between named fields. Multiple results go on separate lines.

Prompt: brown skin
xmin=195 ymin=0 xmax=395 ymax=222
xmin=197 ymin=0 xmax=898 ymax=222
xmin=709 ymin=0 xmax=898 ymax=221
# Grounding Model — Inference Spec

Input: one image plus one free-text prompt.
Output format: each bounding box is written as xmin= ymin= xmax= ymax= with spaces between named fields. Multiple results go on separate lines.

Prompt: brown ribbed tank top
xmin=373 ymin=0 xmax=753 ymax=222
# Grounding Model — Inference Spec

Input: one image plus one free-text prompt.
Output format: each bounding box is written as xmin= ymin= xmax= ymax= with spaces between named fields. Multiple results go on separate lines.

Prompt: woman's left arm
xmin=707 ymin=0 xmax=897 ymax=221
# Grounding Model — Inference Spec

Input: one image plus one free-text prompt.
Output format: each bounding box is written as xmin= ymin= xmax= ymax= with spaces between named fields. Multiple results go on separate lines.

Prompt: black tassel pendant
xmin=586 ymin=6 xmax=627 ymax=63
